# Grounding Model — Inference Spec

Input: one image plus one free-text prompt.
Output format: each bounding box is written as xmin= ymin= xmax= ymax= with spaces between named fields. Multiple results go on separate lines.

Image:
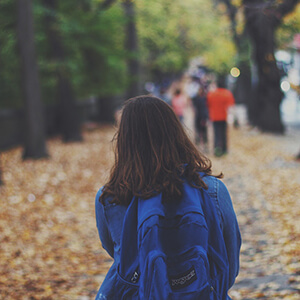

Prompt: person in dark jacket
xmin=192 ymin=86 xmax=209 ymax=151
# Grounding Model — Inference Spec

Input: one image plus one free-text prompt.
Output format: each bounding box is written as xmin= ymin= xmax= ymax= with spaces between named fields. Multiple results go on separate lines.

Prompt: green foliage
xmin=276 ymin=3 xmax=300 ymax=48
xmin=34 ymin=0 xmax=127 ymax=104
xmin=57 ymin=1 xmax=127 ymax=98
xmin=0 ymin=0 xmax=127 ymax=109
xmin=0 ymin=0 xmax=236 ymax=109
xmin=137 ymin=0 xmax=235 ymax=80
xmin=195 ymin=1 xmax=236 ymax=74
xmin=0 ymin=0 xmax=22 ymax=108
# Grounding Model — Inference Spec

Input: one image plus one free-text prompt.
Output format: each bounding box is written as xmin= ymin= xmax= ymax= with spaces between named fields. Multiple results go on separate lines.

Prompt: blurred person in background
xmin=290 ymin=83 xmax=300 ymax=161
xmin=157 ymin=86 xmax=171 ymax=105
xmin=207 ymin=77 xmax=235 ymax=157
xmin=192 ymin=86 xmax=209 ymax=152
xmin=171 ymin=88 xmax=188 ymax=123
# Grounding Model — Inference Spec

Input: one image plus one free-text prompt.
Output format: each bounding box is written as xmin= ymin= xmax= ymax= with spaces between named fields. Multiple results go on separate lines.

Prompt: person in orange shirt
xmin=207 ymin=77 xmax=235 ymax=156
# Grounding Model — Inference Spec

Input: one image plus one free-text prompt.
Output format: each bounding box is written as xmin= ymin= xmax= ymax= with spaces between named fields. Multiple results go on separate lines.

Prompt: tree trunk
xmin=235 ymin=35 xmax=257 ymax=125
xmin=44 ymin=0 xmax=82 ymax=142
xmin=0 ymin=155 xmax=3 ymax=186
xmin=245 ymin=5 xmax=284 ymax=133
xmin=17 ymin=0 xmax=48 ymax=159
xmin=57 ymin=74 xmax=83 ymax=142
xmin=219 ymin=1 xmax=253 ymax=120
xmin=243 ymin=0 xmax=299 ymax=133
xmin=122 ymin=0 xmax=140 ymax=99
xmin=234 ymin=36 xmax=253 ymax=106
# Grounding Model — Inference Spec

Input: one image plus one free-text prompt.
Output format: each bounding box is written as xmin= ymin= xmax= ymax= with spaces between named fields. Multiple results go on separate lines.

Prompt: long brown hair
xmin=100 ymin=95 xmax=219 ymax=205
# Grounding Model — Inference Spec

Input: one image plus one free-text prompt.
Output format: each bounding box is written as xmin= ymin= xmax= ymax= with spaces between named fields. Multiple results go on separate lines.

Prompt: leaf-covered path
xmin=0 ymin=123 xmax=299 ymax=299
xmin=213 ymin=127 xmax=300 ymax=299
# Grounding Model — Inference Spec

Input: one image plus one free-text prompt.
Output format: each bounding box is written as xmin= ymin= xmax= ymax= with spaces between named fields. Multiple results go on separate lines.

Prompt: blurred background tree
xmin=0 ymin=0 xmax=22 ymax=109
xmin=0 ymin=0 xmax=234 ymax=111
xmin=276 ymin=2 xmax=300 ymax=47
xmin=217 ymin=0 xmax=300 ymax=133
xmin=17 ymin=0 xmax=48 ymax=159
xmin=243 ymin=0 xmax=299 ymax=133
xmin=0 ymin=153 xmax=2 ymax=185
xmin=215 ymin=0 xmax=253 ymax=122
xmin=137 ymin=0 xmax=235 ymax=81
xmin=122 ymin=0 xmax=140 ymax=99
xmin=43 ymin=0 xmax=82 ymax=142
xmin=0 ymin=0 xmax=299 ymax=162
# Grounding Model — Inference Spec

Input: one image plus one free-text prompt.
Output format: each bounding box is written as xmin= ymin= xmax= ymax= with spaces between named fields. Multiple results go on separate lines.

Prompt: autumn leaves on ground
xmin=0 ymin=124 xmax=299 ymax=299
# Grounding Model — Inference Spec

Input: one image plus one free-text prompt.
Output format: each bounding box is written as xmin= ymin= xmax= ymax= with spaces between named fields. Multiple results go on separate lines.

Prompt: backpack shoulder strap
xmin=138 ymin=181 xmax=205 ymax=226
xmin=118 ymin=198 xmax=139 ymax=282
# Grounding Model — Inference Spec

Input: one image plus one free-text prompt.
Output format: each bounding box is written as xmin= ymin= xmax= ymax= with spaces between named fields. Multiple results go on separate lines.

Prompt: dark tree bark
xmin=122 ymin=0 xmax=140 ymax=99
xmin=219 ymin=1 xmax=253 ymax=106
xmin=17 ymin=0 xmax=48 ymax=159
xmin=0 ymin=155 xmax=3 ymax=186
xmin=99 ymin=0 xmax=117 ymax=10
xmin=243 ymin=0 xmax=299 ymax=133
xmin=44 ymin=0 xmax=82 ymax=142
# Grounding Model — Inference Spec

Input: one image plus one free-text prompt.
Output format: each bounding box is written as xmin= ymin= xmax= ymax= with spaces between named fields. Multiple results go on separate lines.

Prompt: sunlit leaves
xmin=136 ymin=0 xmax=236 ymax=77
xmin=276 ymin=3 xmax=300 ymax=48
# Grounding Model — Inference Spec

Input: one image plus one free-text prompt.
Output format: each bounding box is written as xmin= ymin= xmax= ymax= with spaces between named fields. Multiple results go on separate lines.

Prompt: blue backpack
xmin=113 ymin=181 xmax=229 ymax=299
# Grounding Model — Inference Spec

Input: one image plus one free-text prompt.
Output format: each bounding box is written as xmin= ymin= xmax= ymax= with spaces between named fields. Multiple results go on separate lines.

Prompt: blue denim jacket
xmin=95 ymin=174 xmax=241 ymax=299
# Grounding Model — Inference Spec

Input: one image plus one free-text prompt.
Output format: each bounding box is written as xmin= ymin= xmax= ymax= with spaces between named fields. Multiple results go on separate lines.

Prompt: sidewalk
xmin=207 ymin=126 xmax=299 ymax=299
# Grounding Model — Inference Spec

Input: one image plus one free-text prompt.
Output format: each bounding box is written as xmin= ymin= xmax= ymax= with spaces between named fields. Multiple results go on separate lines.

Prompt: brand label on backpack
xmin=169 ymin=267 xmax=197 ymax=290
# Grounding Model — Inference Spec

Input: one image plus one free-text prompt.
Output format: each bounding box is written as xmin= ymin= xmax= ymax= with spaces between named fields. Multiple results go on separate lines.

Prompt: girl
xmin=95 ymin=95 xmax=241 ymax=299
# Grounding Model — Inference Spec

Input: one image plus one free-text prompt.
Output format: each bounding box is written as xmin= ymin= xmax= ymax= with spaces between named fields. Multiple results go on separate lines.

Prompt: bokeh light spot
xmin=280 ymin=81 xmax=290 ymax=92
xmin=230 ymin=67 xmax=240 ymax=78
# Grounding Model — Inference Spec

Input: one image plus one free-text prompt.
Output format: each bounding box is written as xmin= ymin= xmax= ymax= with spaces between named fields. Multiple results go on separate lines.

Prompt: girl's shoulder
xmin=95 ymin=187 xmax=114 ymax=207
xmin=201 ymin=173 xmax=230 ymax=199
xmin=199 ymin=173 xmax=230 ymax=219
xmin=200 ymin=173 xmax=219 ymax=195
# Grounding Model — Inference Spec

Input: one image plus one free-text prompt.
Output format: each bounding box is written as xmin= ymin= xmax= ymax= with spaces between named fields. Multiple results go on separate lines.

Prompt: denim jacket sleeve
xmin=218 ymin=180 xmax=241 ymax=288
xmin=203 ymin=175 xmax=241 ymax=289
xmin=95 ymin=188 xmax=114 ymax=258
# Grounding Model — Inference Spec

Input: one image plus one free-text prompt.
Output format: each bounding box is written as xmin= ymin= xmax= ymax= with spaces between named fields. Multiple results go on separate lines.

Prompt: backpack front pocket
xmin=114 ymin=268 xmax=139 ymax=300
xmin=167 ymin=246 xmax=210 ymax=293
xmin=142 ymin=246 xmax=215 ymax=299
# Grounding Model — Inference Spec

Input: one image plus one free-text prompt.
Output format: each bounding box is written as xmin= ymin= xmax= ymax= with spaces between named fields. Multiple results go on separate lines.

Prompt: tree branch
xmin=219 ymin=0 xmax=241 ymax=47
xmin=244 ymin=0 xmax=299 ymax=28
xmin=274 ymin=0 xmax=299 ymax=27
